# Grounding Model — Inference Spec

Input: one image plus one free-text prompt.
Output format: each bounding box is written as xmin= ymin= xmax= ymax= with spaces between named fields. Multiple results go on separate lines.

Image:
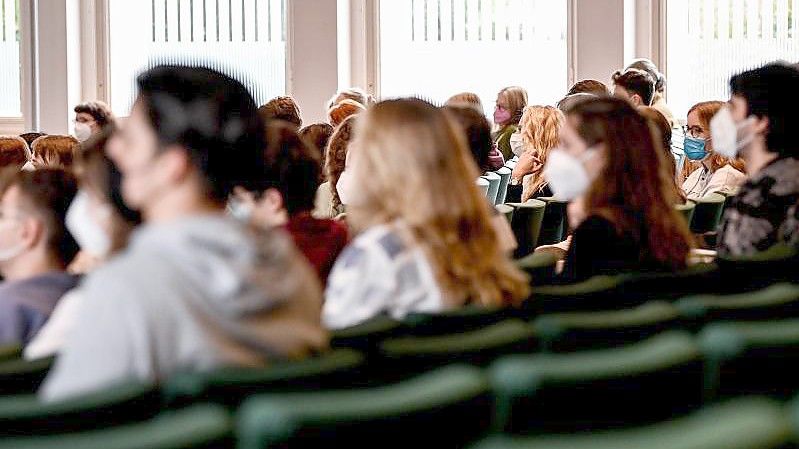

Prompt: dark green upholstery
xmin=330 ymin=315 xmax=407 ymax=353
xmin=515 ymin=252 xmax=559 ymax=286
xmin=700 ymin=320 xmax=799 ymax=400
xmin=677 ymin=283 xmax=799 ymax=328
xmin=470 ymin=397 xmax=791 ymax=449
xmin=378 ymin=320 xmax=537 ymax=379
xmin=690 ymin=193 xmax=726 ymax=234
xmin=164 ymin=349 xmax=365 ymax=408
xmin=536 ymin=197 xmax=568 ymax=246
xmin=524 ymin=275 xmax=627 ymax=315
xmin=617 ymin=263 xmax=721 ymax=302
xmin=0 ymin=381 xmax=159 ymax=436
xmin=495 ymin=167 xmax=512 ymax=205
xmin=0 ymin=356 xmax=54 ymax=395
xmin=496 ymin=204 xmax=515 ymax=225
xmin=0 ymin=404 xmax=232 ymax=449
xmin=490 ymin=331 xmax=704 ymax=434
xmin=675 ymin=202 xmax=696 ymax=226
xmin=717 ymin=244 xmax=799 ymax=292
xmin=404 ymin=305 xmax=514 ymax=336
xmin=236 ymin=365 xmax=493 ymax=449
xmin=506 ymin=200 xmax=546 ymax=258
xmin=534 ymin=301 xmax=683 ymax=352
xmin=0 ymin=344 xmax=21 ymax=363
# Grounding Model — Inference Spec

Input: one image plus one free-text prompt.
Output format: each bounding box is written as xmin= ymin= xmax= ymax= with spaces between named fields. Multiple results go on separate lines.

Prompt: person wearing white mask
xmin=715 ymin=63 xmax=799 ymax=257
xmin=73 ymin=101 xmax=116 ymax=143
xmin=0 ymin=169 xmax=80 ymax=346
xmin=544 ymin=97 xmax=693 ymax=284
xmin=24 ymin=129 xmax=141 ymax=359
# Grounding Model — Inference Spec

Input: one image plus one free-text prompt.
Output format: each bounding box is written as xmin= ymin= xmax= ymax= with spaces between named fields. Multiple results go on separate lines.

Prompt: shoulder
xmin=575 ymin=214 xmax=617 ymax=234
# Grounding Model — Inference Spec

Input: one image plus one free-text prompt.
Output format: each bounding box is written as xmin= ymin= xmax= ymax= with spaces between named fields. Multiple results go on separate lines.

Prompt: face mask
xmin=709 ymin=106 xmax=756 ymax=159
xmin=510 ymin=131 xmax=525 ymax=157
xmin=66 ymin=190 xmax=112 ymax=257
xmin=494 ymin=107 xmax=512 ymax=125
xmin=73 ymin=122 xmax=93 ymax=142
xmin=543 ymin=148 xmax=597 ymax=201
xmin=683 ymin=136 xmax=707 ymax=161
xmin=228 ymin=198 xmax=253 ymax=223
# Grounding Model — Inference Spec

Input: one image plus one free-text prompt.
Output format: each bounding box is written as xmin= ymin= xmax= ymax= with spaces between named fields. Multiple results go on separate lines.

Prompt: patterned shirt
xmin=323 ymin=222 xmax=444 ymax=329
xmin=718 ymin=157 xmax=799 ymax=257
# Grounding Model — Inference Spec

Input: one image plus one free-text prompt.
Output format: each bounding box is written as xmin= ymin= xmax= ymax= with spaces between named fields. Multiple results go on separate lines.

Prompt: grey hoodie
xmin=40 ymin=215 xmax=327 ymax=401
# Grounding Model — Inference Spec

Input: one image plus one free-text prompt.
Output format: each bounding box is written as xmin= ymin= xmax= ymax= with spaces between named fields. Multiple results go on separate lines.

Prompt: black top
xmin=560 ymin=215 xmax=666 ymax=283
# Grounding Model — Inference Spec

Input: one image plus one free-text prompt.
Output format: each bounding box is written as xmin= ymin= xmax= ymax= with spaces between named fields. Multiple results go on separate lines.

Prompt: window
xmin=107 ymin=0 xmax=287 ymax=115
xmin=378 ymin=0 xmax=568 ymax=113
xmin=0 ymin=0 xmax=21 ymax=117
xmin=666 ymin=0 xmax=799 ymax=120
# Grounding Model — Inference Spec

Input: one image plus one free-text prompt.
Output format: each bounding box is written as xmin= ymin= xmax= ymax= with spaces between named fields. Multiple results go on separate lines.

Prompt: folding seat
xmin=535 ymin=197 xmax=568 ymax=246
xmin=676 ymin=283 xmax=799 ymax=329
xmin=506 ymin=200 xmax=546 ymax=258
xmin=495 ymin=167 xmax=512 ymax=204
xmin=689 ymin=193 xmax=726 ymax=234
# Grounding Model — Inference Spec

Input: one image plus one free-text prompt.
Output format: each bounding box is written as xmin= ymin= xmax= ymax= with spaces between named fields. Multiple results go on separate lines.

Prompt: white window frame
xmin=0 ymin=0 xmax=32 ymax=135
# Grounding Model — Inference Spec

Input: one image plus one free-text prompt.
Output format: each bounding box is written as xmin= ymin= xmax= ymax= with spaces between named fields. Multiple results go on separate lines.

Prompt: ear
xmin=159 ymin=145 xmax=194 ymax=184
xmin=18 ymin=217 xmax=44 ymax=251
xmin=631 ymin=95 xmax=643 ymax=106
xmin=259 ymin=188 xmax=285 ymax=213
xmin=751 ymin=115 xmax=770 ymax=137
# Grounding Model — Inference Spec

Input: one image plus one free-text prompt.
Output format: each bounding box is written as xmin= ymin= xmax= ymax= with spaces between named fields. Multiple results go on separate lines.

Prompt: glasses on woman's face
xmin=681 ymin=125 xmax=705 ymax=139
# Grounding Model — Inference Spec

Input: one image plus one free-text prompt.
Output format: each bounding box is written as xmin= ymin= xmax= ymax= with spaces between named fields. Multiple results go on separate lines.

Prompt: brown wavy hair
xmin=328 ymin=99 xmax=366 ymax=128
xmin=638 ymin=106 xmax=685 ymax=202
xmin=31 ymin=135 xmax=79 ymax=169
xmin=258 ymin=96 xmax=302 ymax=128
xmin=325 ymin=115 xmax=358 ymax=209
xmin=680 ymin=101 xmax=746 ymax=181
xmin=348 ymin=98 xmax=530 ymax=307
xmin=516 ymin=105 xmax=564 ymax=200
xmin=566 ymin=97 xmax=693 ymax=270
xmin=299 ymin=123 xmax=334 ymax=183
xmin=0 ymin=136 xmax=30 ymax=170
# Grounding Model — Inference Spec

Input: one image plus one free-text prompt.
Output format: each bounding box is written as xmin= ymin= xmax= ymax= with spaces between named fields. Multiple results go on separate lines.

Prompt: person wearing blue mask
xmin=681 ymin=101 xmax=746 ymax=200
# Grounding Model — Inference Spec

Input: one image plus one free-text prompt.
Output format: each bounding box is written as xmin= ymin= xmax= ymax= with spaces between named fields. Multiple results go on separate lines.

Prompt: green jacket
xmin=494 ymin=125 xmax=518 ymax=160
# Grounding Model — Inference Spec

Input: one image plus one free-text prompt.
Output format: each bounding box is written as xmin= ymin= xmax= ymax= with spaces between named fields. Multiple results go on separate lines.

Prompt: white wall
xmin=572 ymin=0 xmax=627 ymax=85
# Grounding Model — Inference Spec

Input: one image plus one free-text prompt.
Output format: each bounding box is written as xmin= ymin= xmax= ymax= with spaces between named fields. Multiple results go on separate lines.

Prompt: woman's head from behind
xmin=518 ymin=105 xmax=564 ymax=194
xmin=348 ymin=98 xmax=529 ymax=306
xmin=328 ymin=99 xmax=366 ymax=128
xmin=561 ymin=97 xmax=692 ymax=267
xmin=31 ymin=135 xmax=79 ymax=169
xmin=0 ymin=136 xmax=30 ymax=170
xmin=442 ymin=104 xmax=492 ymax=172
xmin=326 ymin=115 xmax=358 ymax=209
xmin=494 ymin=86 xmax=527 ymax=127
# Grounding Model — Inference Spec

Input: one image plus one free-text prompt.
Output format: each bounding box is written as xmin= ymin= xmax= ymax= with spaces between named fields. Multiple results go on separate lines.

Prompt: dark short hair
xmin=612 ymin=68 xmax=655 ymax=106
xmin=443 ymin=104 xmax=492 ymax=172
xmin=74 ymin=101 xmax=116 ymax=128
xmin=0 ymin=168 xmax=79 ymax=266
xmin=730 ymin=62 xmax=799 ymax=157
xmin=136 ymin=65 xmax=267 ymax=202
xmin=567 ymin=79 xmax=609 ymax=96
xmin=19 ymin=132 xmax=45 ymax=148
xmin=258 ymin=96 xmax=303 ymax=128
xmin=260 ymin=122 xmax=321 ymax=215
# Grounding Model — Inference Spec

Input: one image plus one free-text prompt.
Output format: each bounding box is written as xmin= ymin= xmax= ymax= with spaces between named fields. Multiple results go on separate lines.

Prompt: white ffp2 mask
xmin=543 ymin=148 xmax=597 ymax=201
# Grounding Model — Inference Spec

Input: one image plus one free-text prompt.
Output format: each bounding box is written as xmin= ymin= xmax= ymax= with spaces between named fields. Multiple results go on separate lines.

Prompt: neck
xmin=144 ymin=188 xmax=222 ymax=224
xmin=744 ymin=138 xmax=778 ymax=176
xmin=1 ymin=252 xmax=63 ymax=281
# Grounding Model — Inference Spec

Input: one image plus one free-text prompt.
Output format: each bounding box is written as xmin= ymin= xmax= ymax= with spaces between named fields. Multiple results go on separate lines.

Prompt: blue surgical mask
xmin=683 ymin=136 xmax=707 ymax=161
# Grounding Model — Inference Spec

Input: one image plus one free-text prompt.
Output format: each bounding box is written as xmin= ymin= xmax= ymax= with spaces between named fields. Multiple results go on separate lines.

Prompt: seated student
xmin=680 ymin=101 xmax=746 ymax=199
xmin=232 ymin=122 xmax=348 ymax=285
xmin=639 ymin=106 xmax=686 ymax=202
xmin=327 ymin=87 xmax=374 ymax=110
xmin=25 ymin=128 xmax=142 ymax=359
xmin=567 ymin=79 xmax=609 ymax=96
xmin=557 ymin=93 xmax=596 ymax=113
xmin=0 ymin=136 xmax=30 ymax=170
xmin=299 ymin=122 xmax=334 ymax=184
xmin=258 ymin=96 xmax=303 ymax=128
xmin=612 ymin=68 xmax=655 ymax=107
xmin=323 ymin=98 xmax=529 ymax=329
xmin=493 ymin=86 xmax=528 ymax=160
xmin=73 ymin=101 xmax=117 ymax=142
xmin=547 ymin=97 xmax=693 ymax=283
xmin=717 ymin=63 xmax=799 ymax=256
xmin=316 ymin=115 xmax=358 ymax=218
xmin=30 ymin=135 xmax=79 ymax=169
xmin=445 ymin=92 xmax=484 ymax=112
xmin=328 ymin=99 xmax=366 ymax=128
xmin=0 ymin=169 xmax=80 ymax=346
xmin=626 ymin=59 xmax=676 ymax=127
xmin=40 ymin=65 xmax=327 ymax=401
xmin=19 ymin=132 xmax=45 ymax=149
xmin=443 ymin=104 xmax=516 ymax=253
xmin=509 ymin=105 xmax=564 ymax=201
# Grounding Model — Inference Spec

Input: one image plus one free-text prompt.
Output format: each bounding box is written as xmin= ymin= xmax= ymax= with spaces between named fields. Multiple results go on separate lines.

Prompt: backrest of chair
xmin=0 ymin=356 xmax=55 ymax=396
xmin=490 ymin=331 xmax=704 ymax=434
xmin=675 ymin=202 xmax=696 ymax=227
xmin=690 ymin=193 xmax=726 ymax=234
xmin=330 ymin=315 xmax=407 ymax=353
xmin=483 ymin=172 xmax=501 ymax=205
xmin=404 ymin=306 xmax=515 ymax=336
xmin=676 ymin=283 xmax=799 ymax=327
xmin=618 ymin=264 xmax=721 ymax=302
xmin=476 ymin=177 xmax=490 ymax=197
xmin=536 ymin=197 xmax=568 ymax=246
xmin=534 ymin=301 xmax=683 ymax=352
xmin=495 ymin=167 xmax=512 ymax=205
xmin=237 ymin=365 xmax=493 ymax=449
xmin=468 ymin=397 xmax=791 ymax=449
xmin=525 ymin=275 xmax=628 ymax=315
xmin=495 ymin=204 xmax=515 ymax=225
xmin=515 ymin=252 xmax=558 ymax=286
xmin=717 ymin=244 xmax=799 ymax=292
xmin=506 ymin=200 xmax=547 ymax=258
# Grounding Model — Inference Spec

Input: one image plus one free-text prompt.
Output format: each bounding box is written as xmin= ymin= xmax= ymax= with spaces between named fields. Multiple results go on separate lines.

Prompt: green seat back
xmin=675 ymin=202 xmax=696 ymax=226
xmin=534 ymin=301 xmax=683 ymax=352
xmin=515 ymin=252 xmax=558 ymax=286
xmin=490 ymin=331 xmax=704 ymax=434
xmin=0 ymin=404 xmax=232 ymax=449
xmin=496 ymin=204 xmax=515 ymax=225
xmin=330 ymin=315 xmax=407 ymax=353
xmin=524 ymin=275 xmax=627 ymax=315
xmin=0 ymin=344 xmax=21 ymax=363
xmin=618 ymin=263 xmax=721 ymax=302
xmin=536 ymin=197 xmax=568 ymax=246
xmin=469 ymin=397 xmax=791 ymax=449
xmin=677 ymin=283 xmax=799 ymax=328
xmin=164 ymin=349 xmax=365 ymax=408
xmin=378 ymin=320 xmax=537 ymax=380
xmin=690 ymin=193 xmax=725 ymax=234
xmin=0 ymin=381 xmax=159 ymax=436
xmin=0 ymin=356 xmax=54 ymax=396
xmin=404 ymin=305 xmax=515 ymax=336
xmin=483 ymin=172 xmax=501 ymax=205
xmin=236 ymin=365 xmax=493 ymax=449
xmin=506 ymin=200 xmax=546 ymax=258
xmin=700 ymin=320 xmax=799 ymax=400
xmin=717 ymin=244 xmax=799 ymax=292
xmin=495 ymin=167 xmax=512 ymax=205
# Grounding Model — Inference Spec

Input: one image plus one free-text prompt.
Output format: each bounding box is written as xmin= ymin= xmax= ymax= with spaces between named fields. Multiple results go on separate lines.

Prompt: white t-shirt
xmin=682 ymin=163 xmax=746 ymax=199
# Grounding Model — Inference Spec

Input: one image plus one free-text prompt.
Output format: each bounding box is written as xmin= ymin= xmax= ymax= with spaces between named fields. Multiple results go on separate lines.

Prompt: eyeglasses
xmin=681 ymin=125 xmax=705 ymax=138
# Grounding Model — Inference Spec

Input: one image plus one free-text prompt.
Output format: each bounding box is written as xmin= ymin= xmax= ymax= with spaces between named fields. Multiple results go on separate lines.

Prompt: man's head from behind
xmin=612 ymin=68 xmax=655 ymax=106
xmin=107 ymin=65 xmax=266 ymax=218
xmin=0 ymin=169 xmax=79 ymax=277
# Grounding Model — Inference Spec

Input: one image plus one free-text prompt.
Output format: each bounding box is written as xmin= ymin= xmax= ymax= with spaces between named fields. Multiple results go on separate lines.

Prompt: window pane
xmin=0 ymin=0 xmax=20 ymax=117
xmin=667 ymin=0 xmax=799 ymax=120
xmin=108 ymin=0 xmax=286 ymax=115
xmin=379 ymin=0 xmax=567 ymax=112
